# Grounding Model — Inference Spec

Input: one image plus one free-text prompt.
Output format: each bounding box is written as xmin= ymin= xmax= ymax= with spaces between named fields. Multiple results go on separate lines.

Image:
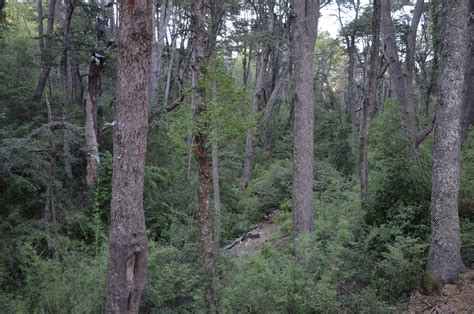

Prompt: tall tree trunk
xmin=149 ymin=1 xmax=170 ymax=110
xmin=33 ymin=0 xmax=57 ymax=102
xmin=85 ymin=53 xmax=105 ymax=189
xmin=105 ymin=0 xmax=152 ymax=311
xmin=462 ymin=0 xmax=474 ymax=141
xmin=211 ymin=60 xmax=221 ymax=245
xmin=59 ymin=0 xmax=76 ymax=183
xmin=359 ymin=0 xmax=381 ymax=200
xmin=291 ymin=0 xmax=319 ymax=238
xmin=427 ymin=0 xmax=468 ymax=285
xmin=241 ymin=47 xmax=270 ymax=187
xmin=163 ymin=32 xmax=177 ymax=107
xmin=380 ymin=0 xmax=423 ymax=149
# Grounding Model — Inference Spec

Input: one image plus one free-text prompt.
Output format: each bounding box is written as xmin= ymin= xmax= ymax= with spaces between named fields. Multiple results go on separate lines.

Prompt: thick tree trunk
xmin=359 ymin=0 xmax=381 ymax=200
xmin=462 ymin=0 xmax=474 ymax=141
xmin=59 ymin=0 xmax=76 ymax=183
xmin=242 ymin=48 xmax=270 ymax=187
xmin=33 ymin=0 xmax=57 ymax=103
xmin=85 ymin=53 xmax=105 ymax=189
xmin=291 ymin=0 xmax=319 ymax=237
xmin=105 ymin=0 xmax=152 ymax=311
xmin=427 ymin=0 xmax=468 ymax=285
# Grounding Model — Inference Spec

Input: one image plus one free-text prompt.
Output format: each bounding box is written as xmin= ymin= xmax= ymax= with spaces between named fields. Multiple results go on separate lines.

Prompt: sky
xmin=319 ymin=0 xmax=371 ymax=38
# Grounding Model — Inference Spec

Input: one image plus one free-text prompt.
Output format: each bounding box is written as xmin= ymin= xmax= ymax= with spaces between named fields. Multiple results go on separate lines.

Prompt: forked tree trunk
xmin=291 ymin=0 xmax=319 ymax=237
xmin=427 ymin=0 xmax=468 ymax=285
xmin=359 ymin=0 xmax=381 ymax=200
xmin=105 ymin=0 xmax=152 ymax=311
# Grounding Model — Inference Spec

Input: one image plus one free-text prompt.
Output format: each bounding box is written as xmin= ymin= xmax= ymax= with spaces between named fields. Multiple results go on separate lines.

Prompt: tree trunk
xmin=149 ymin=1 xmax=171 ymax=110
xmin=242 ymin=47 xmax=270 ymax=187
xmin=85 ymin=53 xmax=105 ymax=189
xmin=462 ymin=0 xmax=474 ymax=141
xmin=427 ymin=0 xmax=468 ymax=285
xmin=163 ymin=32 xmax=177 ymax=107
xmin=33 ymin=0 xmax=57 ymax=103
xmin=359 ymin=0 xmax=381 ymax=200
xmin=191 ymin=0 xmax=221 ymax=311
xmin=59 ymin=0 xmax=76 ymax=183
xmin=211 ymin=61 xmax=221 ymax=245
xmin=291 ymin=0 xmax=319 ymax=238
xmin=380 ymin=0 xmax=422 ymax=148
xmin=105 ymin=0 xmax=152 ymax=311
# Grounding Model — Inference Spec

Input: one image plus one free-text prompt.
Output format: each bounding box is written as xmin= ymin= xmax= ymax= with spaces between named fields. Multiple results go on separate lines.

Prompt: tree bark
xmin=359 ymin=0 xmax=381 ymax=200
xmin=462 ymin=0 xmax=474 ymax=141
xmin=85 ymin=53 xmax=105 ymax=189
xmin=191 ymin=0 xmax=222 ymax=311
xmin=427 ymin=0 xmax=468 ymax=285
xmin=291 ymin=0 xmax=319 ymax=237
xmin=211 ymin=61 xmax=221 ymax=245
xmin=33 ymin=0 xmax=57 ymax=103
xmin=59 ymin=0 xmax=76 ymax=183
xmin=242 ymin=47 xmax=270 ymax=187
xmin=149 ymin=1 xmax=170 ymax=109
xmin=105 ymin=0 xmax=152 ymax=311
xmin=380 ymin=0 xmax=423 ymax=148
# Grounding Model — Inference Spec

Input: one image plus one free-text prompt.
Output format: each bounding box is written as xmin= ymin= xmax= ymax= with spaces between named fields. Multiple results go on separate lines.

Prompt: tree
xmin=359 ymin=0 xmax=381 ymax=199
xmin=426 ymin=0 xmax=468 ymax=285
xmin=462 ymin=0 xmax=474 ymax=141
xmin=105 ymin=0 xmax=152 ymax=311
xmin=291 ymin=0 xmax=319 ymax=237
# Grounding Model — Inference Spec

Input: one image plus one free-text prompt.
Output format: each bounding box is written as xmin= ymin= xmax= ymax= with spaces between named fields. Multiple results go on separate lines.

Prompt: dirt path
xmin=227 ymin=213 xmax=281 ymax=259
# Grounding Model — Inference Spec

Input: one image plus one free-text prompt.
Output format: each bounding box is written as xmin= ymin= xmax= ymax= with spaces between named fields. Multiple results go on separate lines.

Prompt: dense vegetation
xmin=0 ymin=0 xmax=473 ymax=312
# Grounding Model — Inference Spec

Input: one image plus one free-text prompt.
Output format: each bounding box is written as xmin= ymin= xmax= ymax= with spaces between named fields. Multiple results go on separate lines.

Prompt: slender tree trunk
xmin=380 ymin=0 xmax=422 ymax=148
xmin=462 ymin=0 xmax=474 ymax=141
xmin=427 ymin=0 xmax=468 ymax=285
xmin=261 ymin=68 xmax=287 ymax=151
xmin=187 ymin=64 xmax=196 ymax=179
xmin=149 ymin=1 xmax=170 ymax=110
xmin=242 ymin=47 xmax=270 ymax=187
xmin=211 ymin=60 xmax=221 ymax=245
xmin=85 ymin=53 xmax=105 ymax=189
xmin=163 ymin=33 xmax=177 ymax=107
xmin=359 ymin=0 xmax=381 ymax=200
xmin=33 ymin=0 xmax=57 ymax=102
xmin=105 ymin=0 xmax=152 ymax=311
xmin=59 ymin=0 xmax=76 ymax=183
xmin=291 ymin=0 xmax=319 ymax=238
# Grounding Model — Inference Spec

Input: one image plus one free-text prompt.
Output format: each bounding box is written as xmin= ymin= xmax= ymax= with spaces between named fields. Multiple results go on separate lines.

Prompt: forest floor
xmin=406 ymin=270 xmax=474 ymax=313
xmin=228 ymin=211 xmax=282 ymax=259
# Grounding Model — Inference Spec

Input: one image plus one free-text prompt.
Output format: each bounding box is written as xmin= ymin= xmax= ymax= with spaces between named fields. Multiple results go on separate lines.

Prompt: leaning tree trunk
xmin=427 ymin=0 xmax=468 ymax=285
xmin=105 ymin=0 xmax=152 ymax=311
xmin=291 ymin=0 xmax=319 ymax=238
xmin=359 ymin=0 xmax=381 ymax=200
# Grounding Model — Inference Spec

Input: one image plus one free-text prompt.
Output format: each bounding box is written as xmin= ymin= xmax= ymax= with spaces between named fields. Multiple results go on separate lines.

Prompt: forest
xmin=0 ymin=0 xmax=473 ymax=312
